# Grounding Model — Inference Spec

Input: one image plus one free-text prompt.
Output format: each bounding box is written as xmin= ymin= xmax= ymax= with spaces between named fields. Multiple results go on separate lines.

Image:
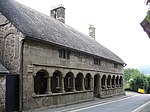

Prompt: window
xmin=56 ymin=76 xmax=60 ymax=88
xmin=64 ymin=72 xmax=74 ymax=92
xmin=34 ymin=70 xmax=48 ymax=95
xmin=51 ymin=71 xmax=62 ymax=93
xmin=114 ymin=63 xmax=118 ymax=68
xmin=67 ymin=77 xmax=71 ymax=88
xmin=94 ymin=58 xmax=101 ymax=65
xmin=101 ymin=75 xmax=106 ymax=89
xmin=75 ymin=73 xmax=83 ymax=91
xmin=59 ymin=49 xmax=70 ymax=59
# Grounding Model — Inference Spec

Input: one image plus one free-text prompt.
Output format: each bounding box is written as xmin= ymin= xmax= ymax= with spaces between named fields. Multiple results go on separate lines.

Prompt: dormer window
xmin=59 ymin=49 xmax=70 ymax=59
xmin=94 ymin=58 xmax=101 ymax=65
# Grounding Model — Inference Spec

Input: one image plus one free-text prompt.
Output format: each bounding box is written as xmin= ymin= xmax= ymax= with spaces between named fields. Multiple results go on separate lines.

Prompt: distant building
xmin=140 ymin=17 xmax=150 ymax=38
xmin=0 ymin=0 xmax=125 ymax=111
xmin=141 ymin=0 xmax=150 ymax=38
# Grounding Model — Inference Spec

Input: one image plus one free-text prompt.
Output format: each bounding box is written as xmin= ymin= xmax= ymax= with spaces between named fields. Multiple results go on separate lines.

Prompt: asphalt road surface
xmin=34 ymin=92 xmax=150 ymax=112
xmin=66 ymin=94 xmax=150 ymax=112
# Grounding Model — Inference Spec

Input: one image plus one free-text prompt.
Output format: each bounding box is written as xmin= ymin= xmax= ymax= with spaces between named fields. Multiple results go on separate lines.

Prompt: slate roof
xmin=0 ymin=63 xmax=9 ymax=74
xmin=140 ymin=19 xmax=150 ymax=38
xmin=0 ymin=0 xmax=125 ymax=64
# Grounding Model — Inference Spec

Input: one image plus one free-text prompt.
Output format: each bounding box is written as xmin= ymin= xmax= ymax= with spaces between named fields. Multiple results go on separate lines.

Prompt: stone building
xmin=0 ymin=0 xmax=126 ymax=111
xmin=141 ymin=15 xmax=150 ymax=38
xmin=141 ymin=0 xmax=150 ymax=38
xmin=0 ymin=63 xmax=9 ymax=111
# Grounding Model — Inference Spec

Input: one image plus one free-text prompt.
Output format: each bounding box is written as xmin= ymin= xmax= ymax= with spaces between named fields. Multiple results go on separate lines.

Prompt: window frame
xmin=59 ymin=49 xmax=70 ymax=59
xmin=94 ymin=58 xmax=101 ymax=65
xmin=114 ymin=63 xmax=118 ymax=68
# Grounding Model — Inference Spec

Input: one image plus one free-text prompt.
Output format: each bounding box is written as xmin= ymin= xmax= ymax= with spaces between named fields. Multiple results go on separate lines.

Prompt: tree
xmin=124 ymin=68 xmax=148 ymax=92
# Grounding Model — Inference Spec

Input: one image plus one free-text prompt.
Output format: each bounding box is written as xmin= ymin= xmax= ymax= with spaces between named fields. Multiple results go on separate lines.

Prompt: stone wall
xmin=23 ymin=39 xmax=123 ymax=74
xmin=0 ymin=13 xmax=23 ymax=74
xmin=0 ymin=76 xmax=5 ymax=112
xmin=22 ymin=39 xmax=124 ymax=110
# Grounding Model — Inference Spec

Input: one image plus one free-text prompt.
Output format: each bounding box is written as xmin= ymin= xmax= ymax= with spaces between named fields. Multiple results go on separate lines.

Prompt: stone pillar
xmin=105 ymin=79 xmax=107 ymax=89
xmin=61 ymin=77 xmax=65 ymax=93
xmin=72 ymin=77 xmax=76 ymax=92
xmin=46 ymin=76 xmax=52 ymax=94
xmin=91 ymin=77 xmax=94 ymax=91
xmin=82 ymin=77 xmax=85 ymax=91
xmin=99 ymin=77 xmax=101 ymax=96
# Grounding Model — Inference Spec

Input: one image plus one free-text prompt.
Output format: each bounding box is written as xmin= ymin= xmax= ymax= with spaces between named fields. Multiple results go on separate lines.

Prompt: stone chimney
xmin=89 ymin=24 xmax=95 ymax=40
xmin=50 ymin=4 xmax=65 ymax=23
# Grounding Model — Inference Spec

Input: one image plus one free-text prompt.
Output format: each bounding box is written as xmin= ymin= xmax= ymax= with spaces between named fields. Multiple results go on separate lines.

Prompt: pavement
xmin=28 ymin=91 xmax=150 ymax=112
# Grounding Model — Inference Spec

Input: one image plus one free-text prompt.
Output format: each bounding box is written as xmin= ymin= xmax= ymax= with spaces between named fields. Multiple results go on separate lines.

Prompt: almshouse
xmin=0 ymin=0 xmax=126 ymax=111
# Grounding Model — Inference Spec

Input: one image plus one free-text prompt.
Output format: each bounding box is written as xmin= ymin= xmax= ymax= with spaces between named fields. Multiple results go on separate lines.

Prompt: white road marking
xmin=131 ymin=101 xmax=150 ymax=112
xmin=60 ymin=95 xmax=140 ymax=112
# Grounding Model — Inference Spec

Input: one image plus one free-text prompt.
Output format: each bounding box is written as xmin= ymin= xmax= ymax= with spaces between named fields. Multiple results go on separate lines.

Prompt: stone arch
xmin=116 ymin=76 xmax=119 ymax=87
xmin=107 ymin=75 xmax=111 ymax=88
xmin=85 ymin=73 xmax=91 ymax=90
xmin=3 ymin=31 xmax=20 ymax=73
xmin=64 ymin=72 xmax=74 ymax=92
xmin=111 ymin=75 xmax=115 ymax=88
xmin=75 ymin=72 xmax=84 ymax=91
xmin=101 ymin=75 xmax=106 ymax=89
xmin=119 ymin=76 xmax=123 ymax=87
xmin=94 ymin=74 xmax=100 ymax=97
xmin=51 ymin=70 xmax=62 ymax=93
xmin=3 ymin=28 xmax=18 ymax=38
xmin=34 ymin=69 xmax=48 ymax=95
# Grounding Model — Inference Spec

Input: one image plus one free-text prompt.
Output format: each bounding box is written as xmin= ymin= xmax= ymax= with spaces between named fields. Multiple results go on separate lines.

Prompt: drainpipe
xmin=19 ymin=39 xmax=24 ymax=112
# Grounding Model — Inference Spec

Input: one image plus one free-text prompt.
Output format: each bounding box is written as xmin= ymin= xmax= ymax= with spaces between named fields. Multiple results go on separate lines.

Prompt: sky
xmin=16 ymin=0 xmax=150 ymax=68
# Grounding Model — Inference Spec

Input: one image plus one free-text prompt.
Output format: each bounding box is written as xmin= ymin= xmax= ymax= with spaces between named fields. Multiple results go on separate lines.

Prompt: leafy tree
xmin=147 ymin=76 xmax=150 ymax=93
xmin=124 ymin=68 xmax=149 ymax=92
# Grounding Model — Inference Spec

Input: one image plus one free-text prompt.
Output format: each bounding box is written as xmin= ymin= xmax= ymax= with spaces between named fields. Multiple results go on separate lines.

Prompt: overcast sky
xmin=16 ymin=0 xmax=150 ymax=68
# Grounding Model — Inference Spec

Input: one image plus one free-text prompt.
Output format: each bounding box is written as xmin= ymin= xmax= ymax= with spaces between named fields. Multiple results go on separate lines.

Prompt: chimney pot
xmin=50 ymin=5 xmax=65 ymax=23
xmin=89 ymin=24 xmax=95 ymax=40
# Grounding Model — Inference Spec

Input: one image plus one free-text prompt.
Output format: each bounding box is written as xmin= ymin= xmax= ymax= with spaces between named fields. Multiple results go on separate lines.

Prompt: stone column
xmin=105 ymin=79 xmax=107 ymax=89
xmin=72 ymin=77 xmax=76 ymax=92
xmin=46 ymin=76 xmax=52 ymax=94
xmin=82 ymin=77 xmax=85 ymax=91
xmin=91 ymin=77 xmax=94 ymax=91
xmin=61 ymin=77 xmax=65 ymax=93
xmin=99 ymin=77 xmax=101 ymax=96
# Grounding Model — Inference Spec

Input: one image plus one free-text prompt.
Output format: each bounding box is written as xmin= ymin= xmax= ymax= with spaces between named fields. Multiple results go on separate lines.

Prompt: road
xmin=34 ymin=92 xmax=150 ymax=112
xmin=67 ymin=94 xmax=150 ymax=112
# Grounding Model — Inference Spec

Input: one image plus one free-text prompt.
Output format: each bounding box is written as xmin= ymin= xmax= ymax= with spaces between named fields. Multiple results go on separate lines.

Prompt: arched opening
xmin=119 ymin=76 xmax=123 ymax=87
xmin=94 ymin=74 xmax=100 ymax=97
xmin=101 ymin=75 xmax=106 ymax=89
xmin=107 ymin=75 xmax=111 ymax=88
xmin=34 ymin=70 xmax=48 ymax=94
xmin=112 ymin=75 xmax=115 ymax=88
xmin=51 ymin=70 xmax=62 ymax=93
xmin=116 ymin=76 xmax=119 ymax=87
xmin=85 ymin=73 xmax=91 ymax=90
xmin=64 ymin=72 xmax=74 ymax=92
xmin=75 ymin=73 xmax=83 ymax=91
